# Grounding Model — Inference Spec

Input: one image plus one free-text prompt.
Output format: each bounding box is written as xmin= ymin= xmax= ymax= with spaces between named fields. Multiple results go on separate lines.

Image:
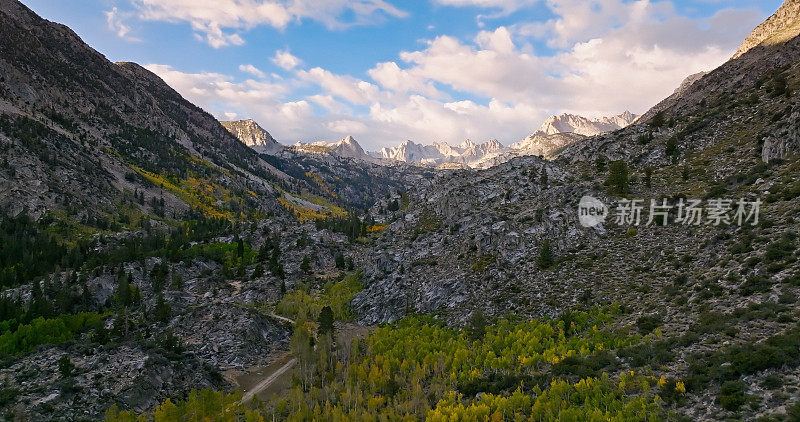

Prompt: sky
xmin=21 ymin=0 xmax=782 ymax=150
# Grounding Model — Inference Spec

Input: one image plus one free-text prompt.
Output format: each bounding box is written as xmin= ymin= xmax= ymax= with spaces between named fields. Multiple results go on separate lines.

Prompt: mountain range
xmin=223 ymin=111 xmax=638 ymax=169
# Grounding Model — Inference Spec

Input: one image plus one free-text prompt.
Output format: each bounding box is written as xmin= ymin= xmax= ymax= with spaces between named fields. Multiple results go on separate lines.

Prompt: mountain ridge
xmin=732 ymin=0 xmax=800 ymax=60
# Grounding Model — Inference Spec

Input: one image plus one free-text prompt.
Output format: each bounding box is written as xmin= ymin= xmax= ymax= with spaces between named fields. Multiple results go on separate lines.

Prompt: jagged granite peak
xmin=369 ymin=111 xmax=635 ymax=169
xmin=292 ymin=135 xmax=373 ymax=161
xmin=732 ymin=0 xmax=800 ymax=60
xmin=500 ymin=111 xmax=637 ymax=160
xmin=370 ymin=139 xmax=506 ymax=167
xmin=220 ymin=119 xmax=279 ymax=149
xmin=534 ymin=111 xmax=638 ymax=137
xmin=330 ymin=135 xmax=369 ymax=160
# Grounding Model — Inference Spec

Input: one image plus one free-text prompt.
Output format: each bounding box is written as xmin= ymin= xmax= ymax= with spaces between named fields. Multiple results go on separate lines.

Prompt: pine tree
xmin=236 ymin=237 xmax=245 ymax=258
xmin=605 ymin=161 xmax=630 ymax=195
xmin=540 ymin=167 xmax=549 ymax=189
xmin=154 ymin=294 xmax=171 ymax=323
xmin=300 ymin=256 xmax=312 ymax=274
xmin=251 ymin=264 xmax=264 ymax=279
xmin=318 ymin=306 xmax=335 ymax=335
xmin=466 ymin=309 xmax=487 ymax=341
xmin=58 ymin=355 xmax=74 ymax=378
xmin=115 ymin=269 xmax=131 ymax=307
xmin=644 ymin=167 xmax=654 ymax=188
xmin=538 ymin=240 xmax=554 ymax=270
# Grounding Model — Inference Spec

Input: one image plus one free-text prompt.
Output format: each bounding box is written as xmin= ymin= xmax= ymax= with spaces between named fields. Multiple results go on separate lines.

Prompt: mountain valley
xmin=1 ymin=0 xmax=800 ymax=421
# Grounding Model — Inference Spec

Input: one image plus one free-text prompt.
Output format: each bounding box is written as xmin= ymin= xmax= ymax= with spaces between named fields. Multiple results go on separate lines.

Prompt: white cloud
xmin=105 ymin=7 xmax=141 ymax=42
xmin=433 ymin=0 xmax=538 ymax=13
xmin=133 ymin=0 xmax=407 ymax=48
xmin=327 ymin=119 xmax=368 ymax=134
xmin=367 ymin=62 xmax=443 ymax=98
xmin=393 ymin=2 xmax=763 ymax=117
xmin=238 ymin=64 xmax=266 ymax=78
xmin=143 ymin=0 xmax=767 ymax=150
xmin=297 ymin=67 xmax=383 ymax=105
xmin=144 ymin=64 xmax=321 ymax=141
xmin=272 ymin=49 xmax=303 ymax=70
xmin=308 ymin=95 xmax=351 ymax=113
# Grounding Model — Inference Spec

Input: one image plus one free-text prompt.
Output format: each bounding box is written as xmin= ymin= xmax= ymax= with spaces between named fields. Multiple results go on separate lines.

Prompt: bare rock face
xmin=220 ymin=119 xmax=283 ymax=154
xmin=291 ymin=135 xmax=375 ymax=162
xmin=732 ymin=0 xmax=800 ymax=60
xmin=762 ymin=111 xmax=800 ymax=163
xmin=372 ymin=139 xmax=506 ymax=168
xmin=532 ymin=111 xmax=638 ymax=138
xmin=510 ymin=133 xmax=586 ymax=159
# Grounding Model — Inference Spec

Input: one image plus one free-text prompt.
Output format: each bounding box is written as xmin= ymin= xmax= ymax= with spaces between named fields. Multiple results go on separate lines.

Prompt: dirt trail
xmin=241 ymin=357 xmax=297 ymax=403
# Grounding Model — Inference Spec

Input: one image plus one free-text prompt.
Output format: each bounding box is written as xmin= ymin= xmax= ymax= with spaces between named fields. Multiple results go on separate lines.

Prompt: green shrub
xmin=739 ymin=275 xmax=774 ymax=296
xmin=471 ymin=254 xmax=496 ymax=273
xmin=760 ymin=374 xmax=783 ymax=390
xmin=718 ymin=381 xmax=747 ymax=411
xmin=636 ymin=315 xmax=662 ymax=333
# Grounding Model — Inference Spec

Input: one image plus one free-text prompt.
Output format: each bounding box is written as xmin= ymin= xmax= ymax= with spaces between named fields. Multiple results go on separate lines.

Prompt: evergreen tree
xmin=538 ymin=240 xmax=554 ymax=270
xmin=93 ymin=323 xmax=110 ymax=345
xmin=236 ymin=237 xmax=245 ymax=258
xmin=58 ymin=355 xmax=74 ymax=378
xmin=29 ymin=280 xmax=54 ymax=319
xmin=644 ymin=167 xmax=654 ymax=188
xmin=605 ymin=161 xmax=630 ymax=195
xmin=335 ymin=253 xmax=345 ymax=270
xmin=466 ymin=309 xmax=487 ymax=341
xmin=665 ymin=136 xmax=679 ymax=157
xmin=154 ymin=294 xmax=171 ymax=323
xmin=300 ymin=256 xmax=312 ymax=274
xmin=115 ymin=269 xmax=131 ymax=307
xmin=540 ymin=167 xmax=549 ymax=189
xmin=318 ymin=306 xmax=335 ymax=335
xmin=251 ymin=264 xmax=264 ymax=279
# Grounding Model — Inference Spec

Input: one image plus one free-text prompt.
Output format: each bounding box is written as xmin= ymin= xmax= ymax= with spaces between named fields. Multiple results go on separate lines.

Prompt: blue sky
xmin=21 ymin=0 xmax=782 ymax=150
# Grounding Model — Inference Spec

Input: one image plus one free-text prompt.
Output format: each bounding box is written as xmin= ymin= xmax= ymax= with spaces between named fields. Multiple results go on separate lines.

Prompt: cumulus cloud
xmin=272 ymin=49 xmax=303 ymax=70
xmin=433 ymin=0 xmax=538 ymax=14
xmin=297 ymin=67 xmax=383 ymax=105
xmin=367 ymin=62 xmax=444 ymax=98
xmin=132 ymin=0 xmax=407 ymax=48
xmin=144 ymin=64 xmax=321 ymax=141
xmin=239 ymin=64 xmax=266 ymax=78
xmin=394 ymin=1 xmax=763 ymax=117
xmin=143 ymin=0 xmax=767 ymax=149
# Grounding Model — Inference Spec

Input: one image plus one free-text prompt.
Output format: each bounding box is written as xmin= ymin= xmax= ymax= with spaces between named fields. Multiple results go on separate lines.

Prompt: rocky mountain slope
xmin=0 ymin=0 xmax=401 ymax=419
xmin=2 ymin=0 xmax=800 ymax=420
xmin=732 ymin=0 xmax=800 ymax=59
xmin=0 ymin=0 xmax=304 ymax=223
xmin=349 ymin=2 xmax=800 ymax=419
